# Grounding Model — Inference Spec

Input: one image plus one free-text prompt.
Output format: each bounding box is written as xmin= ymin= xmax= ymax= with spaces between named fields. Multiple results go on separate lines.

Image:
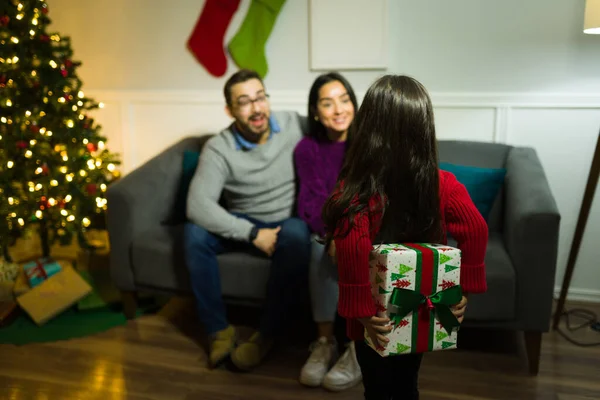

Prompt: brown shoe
xmin=208 ymin=325 xmax=236 ymax=368
xmin=230 ymin=332 xmax=273 ymax=371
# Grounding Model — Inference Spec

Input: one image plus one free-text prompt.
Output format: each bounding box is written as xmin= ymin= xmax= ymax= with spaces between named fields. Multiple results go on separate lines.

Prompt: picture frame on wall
xmin=308 ymin=0 xmax=389 ymax=71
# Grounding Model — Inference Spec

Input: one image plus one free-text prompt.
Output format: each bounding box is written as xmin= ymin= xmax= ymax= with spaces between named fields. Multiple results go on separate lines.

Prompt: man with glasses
xmin=185 ymin=69 xmax=311 ymax=371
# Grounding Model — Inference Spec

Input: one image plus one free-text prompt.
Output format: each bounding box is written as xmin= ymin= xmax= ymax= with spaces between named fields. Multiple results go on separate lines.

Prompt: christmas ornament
xmin=187 ymin=0 xmax=241 ymax=77
xmin=228 ymin=0 xmax=287 ymax=78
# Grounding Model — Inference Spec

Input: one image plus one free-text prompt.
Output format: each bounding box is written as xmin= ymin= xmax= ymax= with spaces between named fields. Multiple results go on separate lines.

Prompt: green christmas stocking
xmin=228 ymin=0 xmax=287 ymax=78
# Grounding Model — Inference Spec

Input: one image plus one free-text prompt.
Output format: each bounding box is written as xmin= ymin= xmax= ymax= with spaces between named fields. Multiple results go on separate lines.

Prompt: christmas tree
xmin=0 ymin=0 xmax=120 ymax=258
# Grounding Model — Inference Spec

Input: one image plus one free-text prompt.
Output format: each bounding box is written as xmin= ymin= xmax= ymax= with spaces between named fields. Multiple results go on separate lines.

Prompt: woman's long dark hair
xmin=321 ymin=75 xmax=442 ymax=245
xmin=307 ymin=72 xmax=358 ymax=142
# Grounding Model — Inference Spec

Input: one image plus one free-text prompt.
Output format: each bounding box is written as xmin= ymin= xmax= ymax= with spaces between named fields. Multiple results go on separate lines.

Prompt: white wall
xmin=48 ymin=0 xmax=600 ymax=301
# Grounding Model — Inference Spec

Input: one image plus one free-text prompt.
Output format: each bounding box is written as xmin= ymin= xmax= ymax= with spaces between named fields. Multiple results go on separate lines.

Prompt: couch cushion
xmin=170 ymin=150 xmax=201 ymax=225
xmin=440 ymin=162 xmax=506 ymax=221
xmin=438 ymin=140 xmax=511 ymax=233
xmin=131 ymin=224 xmax=272 ymax=299
xmin=448 ymin=233 xmax=515 ymax=321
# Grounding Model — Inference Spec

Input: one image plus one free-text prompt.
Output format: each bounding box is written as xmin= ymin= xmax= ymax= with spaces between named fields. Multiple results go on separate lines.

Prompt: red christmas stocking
xmin=187 ymin=0 xmax=241 ymax=77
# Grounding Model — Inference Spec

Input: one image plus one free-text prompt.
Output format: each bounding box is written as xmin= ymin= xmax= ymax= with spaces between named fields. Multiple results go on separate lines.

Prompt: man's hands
xmin=450 ymin=295 xmax=468 ymax=323
xmin=358 ymin=316 xmax=392 ymax=349
xmin=252 ymin=227 xmax=281 ymax=257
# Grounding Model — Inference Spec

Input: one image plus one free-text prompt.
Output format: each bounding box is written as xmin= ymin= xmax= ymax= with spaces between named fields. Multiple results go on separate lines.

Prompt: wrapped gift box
xmin=23 ymin=258 xmax=62 ymax=288
xmin=366 ymin=243 xmax=463 ymax=356
xmin=16 ymin=264 xmax=92 ymax=325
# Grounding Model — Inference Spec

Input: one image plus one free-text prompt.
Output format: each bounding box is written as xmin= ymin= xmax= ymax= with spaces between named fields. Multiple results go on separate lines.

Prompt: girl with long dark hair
xmin=322 ymin=75 xmax=488 ymax=399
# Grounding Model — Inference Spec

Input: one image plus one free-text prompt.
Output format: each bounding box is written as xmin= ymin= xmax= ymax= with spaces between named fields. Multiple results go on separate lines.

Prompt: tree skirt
xmin=0 ymin=302 xmax=158 ymax=346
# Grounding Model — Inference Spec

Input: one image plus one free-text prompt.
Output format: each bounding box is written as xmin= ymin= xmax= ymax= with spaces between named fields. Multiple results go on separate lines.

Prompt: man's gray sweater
xmin=186 ymin=111 xmax=306 ymax=242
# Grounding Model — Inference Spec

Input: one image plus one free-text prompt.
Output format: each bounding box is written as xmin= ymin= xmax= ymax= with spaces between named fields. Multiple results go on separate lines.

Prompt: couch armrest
xmin=503 ymin=147 xmax=561 ymax=331
xmin=106 ymin=140 xmax=190 ymax=290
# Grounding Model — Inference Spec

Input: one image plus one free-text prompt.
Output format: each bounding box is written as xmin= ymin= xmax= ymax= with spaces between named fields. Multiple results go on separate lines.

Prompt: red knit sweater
xmin=334 ymin=170 xmax=489 ymax=341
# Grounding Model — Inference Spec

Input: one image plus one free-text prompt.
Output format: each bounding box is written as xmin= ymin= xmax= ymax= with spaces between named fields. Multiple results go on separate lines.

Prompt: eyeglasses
xmin=235 ymin=94 xmax=270 ymax=111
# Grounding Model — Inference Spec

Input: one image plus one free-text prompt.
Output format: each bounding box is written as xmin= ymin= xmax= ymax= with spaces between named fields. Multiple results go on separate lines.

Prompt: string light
xmin=35 ymin=184 xmax=42 ymax=191
xmin=78 ymin=91 xmax=84 ymax=98
xmin=8 ymin=198 xmax=14 ymax=205
xmin=29 ymin=30 xmax=35 ymax=36
xmin=49 ymin=60 xmax=58 ymax=68
xmin=16 ymin=14 xmax=24 ymax=20
xmin=7 ymin=161 xmax=14 ymax=169
xmin=83 ymin=139 xmax=89 ymax=144
xmin=35 ymin=210 xmax=43 ymax=219
xmin=18 ymin=219 xmax=24 ymax=226
xmin=82 ymin=218 xmax=91 ymax=227
xmin=67 ymin=215 xmax=75 ymax=222
xmin=17 ymin=3 xmax=23 ymax=11
xmin=35 ymin=167 xmax=43 ymax=174
xmin=48 ymin=198 xmax=56 ymax=206
xmin=10 ymin=37 xmax=19 ymax=44
xmin=107 ymin=163 xmax=115 ymax=172
xmin=65 ymin=195 xmax=72 ymax=202
xmin=25 ymin=110 xmax=31 ymax=117
xmin=32 ymin=18 xmax=38 ymax=26
xmin=39 ymin=127 xmax=46 ymax=134
xmin=60 ymin=210 xmax=68 ymax=216
xmin=66 ymin=120 xmax=74 ymax=128
xmin=1 ymin=117 xmax=7 ymax=123
xmin=25 ymin=150 xmax=33 ymax=158
xmin=98 ymin=102 xmax=105 ymax=108
xmin=98 ymin=141 xmax=105 ymax=150
xmin=29 ymin=139 xmax=36 ymax=145
xmin=59 ymin=166 xmax=67 ymax=173
xmin=100 ymin=184 xmax=107 ymax=192
xmin=6 ymin=100 xmax=12 ymax=107
xmin=31 ymin=71 xmax=37 ymax=76
xmin=50 ymin=180 xmax=58 ymax=186
xmin=12 ymin=56 xmax=19 ymax=63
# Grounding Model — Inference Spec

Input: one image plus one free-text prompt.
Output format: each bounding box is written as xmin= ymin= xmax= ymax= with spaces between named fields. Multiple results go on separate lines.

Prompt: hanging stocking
xmin=228 ymin=0 xmax=287 ymax=78
xmin=187 ymin=0 xmax=241 ymax=77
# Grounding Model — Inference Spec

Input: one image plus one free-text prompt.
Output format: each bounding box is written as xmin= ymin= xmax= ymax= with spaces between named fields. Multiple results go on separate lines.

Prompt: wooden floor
xmin=1 ymin=299 xmax=599 ymax=400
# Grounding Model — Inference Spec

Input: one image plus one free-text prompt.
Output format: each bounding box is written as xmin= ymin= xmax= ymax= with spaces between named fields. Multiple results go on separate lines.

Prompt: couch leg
xmin=524 ymin=331 xmax=542 ymax=376
xmin=122 ymin=291 xmax=138 ymax=319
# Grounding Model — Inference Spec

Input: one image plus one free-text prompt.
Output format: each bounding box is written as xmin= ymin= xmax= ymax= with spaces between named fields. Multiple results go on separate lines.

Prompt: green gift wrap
xmin=366 ymin=243 xmax=463 ymax=356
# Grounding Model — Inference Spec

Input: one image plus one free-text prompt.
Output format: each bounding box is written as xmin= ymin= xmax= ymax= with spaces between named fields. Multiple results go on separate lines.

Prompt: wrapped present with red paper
xmin=366 ymin=243 xmax=463 ymax=356
xmin=23 ymin=258 xmax=62 ymax=288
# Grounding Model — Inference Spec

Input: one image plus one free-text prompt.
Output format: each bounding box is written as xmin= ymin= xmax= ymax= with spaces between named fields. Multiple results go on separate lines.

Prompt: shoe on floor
xmin=208 ymin=325 xmax=236 ymax=368
xmin=231 ymin=332 xmax=273 ymax=371
xmin=299 ymin=336 xmax=338 ymax=387
xmin=322 ymin=341 xmax=362 ymax=391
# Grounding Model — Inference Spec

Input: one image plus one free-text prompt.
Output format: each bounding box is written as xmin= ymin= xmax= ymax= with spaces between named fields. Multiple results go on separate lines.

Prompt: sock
xmin=187 ymin=0 xmax=241 ymax=77
xmin=228 ymin=0 xmax=287 ymax=78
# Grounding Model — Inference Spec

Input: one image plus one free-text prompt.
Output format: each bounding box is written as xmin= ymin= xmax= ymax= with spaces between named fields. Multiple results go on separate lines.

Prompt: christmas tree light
xmin=0 ymin=0 xmax=121 ymax=257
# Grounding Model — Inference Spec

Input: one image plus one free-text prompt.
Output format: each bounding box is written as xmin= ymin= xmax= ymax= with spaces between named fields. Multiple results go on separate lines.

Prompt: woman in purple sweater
xmin=294 ymin=73 xmax=360 ymax=391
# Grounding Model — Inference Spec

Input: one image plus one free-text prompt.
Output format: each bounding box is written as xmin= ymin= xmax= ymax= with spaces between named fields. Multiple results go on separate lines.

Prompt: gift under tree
xmin=0 ymin=0 xmax=120 ymax=259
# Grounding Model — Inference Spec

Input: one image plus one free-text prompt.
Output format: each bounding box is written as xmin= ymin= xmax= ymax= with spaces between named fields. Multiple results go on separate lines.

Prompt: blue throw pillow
xmin=439 ymin=162 xmax=506 ymax=221
xmin=169 ymin=150 xmax=200 ymax=224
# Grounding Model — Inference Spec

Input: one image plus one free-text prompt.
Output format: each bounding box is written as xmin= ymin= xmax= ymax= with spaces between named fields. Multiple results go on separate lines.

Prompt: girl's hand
xmin=358 ymin=316 xmax=392 ymax=349
xmin=450 ymin=295 xmax=468 ymax=323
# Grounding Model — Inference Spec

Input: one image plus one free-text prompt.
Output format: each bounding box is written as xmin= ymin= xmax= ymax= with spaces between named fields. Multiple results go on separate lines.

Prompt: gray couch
xmin=106 ymin=137 xmax=560 ymax=375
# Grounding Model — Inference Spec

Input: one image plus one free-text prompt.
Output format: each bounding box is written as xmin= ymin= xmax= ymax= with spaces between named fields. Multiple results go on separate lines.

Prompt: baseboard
xmin=554 ymin=286 xmax=600 ymax=303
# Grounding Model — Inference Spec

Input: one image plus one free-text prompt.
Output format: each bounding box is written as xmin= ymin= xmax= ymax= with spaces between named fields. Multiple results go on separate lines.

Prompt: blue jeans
xmin=183 ymin=214 xmax=311 ymax=337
